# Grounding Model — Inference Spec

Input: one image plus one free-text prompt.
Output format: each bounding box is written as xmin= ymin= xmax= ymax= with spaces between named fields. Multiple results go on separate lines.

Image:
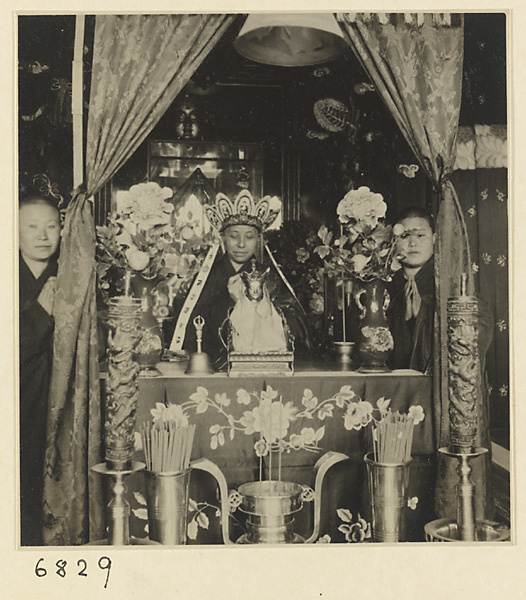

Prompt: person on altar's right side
xmin=387 ymin=206 xmax=435 ymax=373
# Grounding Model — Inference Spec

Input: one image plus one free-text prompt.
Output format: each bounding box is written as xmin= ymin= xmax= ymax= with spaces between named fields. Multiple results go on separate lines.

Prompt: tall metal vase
xmin=354 ymin=279 xmax=393 ymax=372
xmin=135 ymin=282 xmax=164 ymax=373
xmin=364 ymin=453 xmax=411 ymax=542
xmin=144 ymin=469 xmax=191 ymax=545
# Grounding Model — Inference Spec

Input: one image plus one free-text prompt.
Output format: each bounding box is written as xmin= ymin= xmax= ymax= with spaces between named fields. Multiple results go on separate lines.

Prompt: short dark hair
xmin=394 ymin=206 xmax=434 ymax=232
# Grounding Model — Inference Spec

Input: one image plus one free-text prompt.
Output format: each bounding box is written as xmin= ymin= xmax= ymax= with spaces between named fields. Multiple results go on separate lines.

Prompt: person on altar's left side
xmin=387 ymin=206 xmax=435 ymax=373
xmin=19 ymin=192 xmax=61 ymax=545
xmin=179 ymin=216 xmax=311 ymax=368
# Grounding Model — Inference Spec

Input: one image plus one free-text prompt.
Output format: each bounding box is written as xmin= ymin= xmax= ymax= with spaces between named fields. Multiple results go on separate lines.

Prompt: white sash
xmin=169 ymin=243 xmax=220 ymax=352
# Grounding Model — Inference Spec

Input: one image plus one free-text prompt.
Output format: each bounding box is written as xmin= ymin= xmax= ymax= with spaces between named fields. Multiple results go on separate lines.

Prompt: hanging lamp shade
xmin=234 ymin=13 xmax=346 ymax=67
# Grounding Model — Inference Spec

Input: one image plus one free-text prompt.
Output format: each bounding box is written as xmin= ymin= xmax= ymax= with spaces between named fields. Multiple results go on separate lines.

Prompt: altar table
xmin=102 ymin=360 xmax=436 ymax=543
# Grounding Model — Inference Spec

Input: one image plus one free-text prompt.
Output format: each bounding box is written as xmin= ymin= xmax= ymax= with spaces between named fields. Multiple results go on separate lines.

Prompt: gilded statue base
xmin=228 ymin=350 xmax=294 ymax=377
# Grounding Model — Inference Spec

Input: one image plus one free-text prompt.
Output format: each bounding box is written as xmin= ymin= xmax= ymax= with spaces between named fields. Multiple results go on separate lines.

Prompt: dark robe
xmin=19 ymin=255 xmax=57 ymax=546
xmin=181 ymin=253 xmax=311 ymax=367
xmin=387 ymin=259 xmax=435 ymax=373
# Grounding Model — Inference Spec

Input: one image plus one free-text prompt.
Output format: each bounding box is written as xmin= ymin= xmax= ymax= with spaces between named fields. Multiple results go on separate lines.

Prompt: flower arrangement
xmin=96 ymin=181 xmax=214 ymax=304
xmin=265 ymin=221 xmax=326 ymax=316
xmin=315 ymin=186 xmax=403 ymax=282
xmin=265 ymin=221 xmax=333 ymax=353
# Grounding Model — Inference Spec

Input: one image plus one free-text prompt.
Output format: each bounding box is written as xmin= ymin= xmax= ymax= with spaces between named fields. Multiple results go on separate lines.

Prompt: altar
xmin=19 ymin=13 xmax=510 ymax=550
xmin=103 ymin=361 xmax=436 ymax=543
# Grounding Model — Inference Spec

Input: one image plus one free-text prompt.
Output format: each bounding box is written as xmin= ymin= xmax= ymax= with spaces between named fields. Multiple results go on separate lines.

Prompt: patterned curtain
xmin=43 ymin=13 xmax=237 ymax=545
xmin=452 ymin=125 xmax=509 ymax=446
xmin=337 ymin=13 xmax=493 ymax=519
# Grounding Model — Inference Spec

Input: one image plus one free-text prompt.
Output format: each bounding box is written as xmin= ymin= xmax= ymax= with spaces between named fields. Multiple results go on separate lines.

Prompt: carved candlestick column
xmin=425 ymin=275 xmax=509 ymax=542
xmin=105 ymin=296 xmax=142 ymax=469
xmin=446 ymin=282 xmax=480 ymax=453
xmin=91 ymin=294 xmax=146 ymax=545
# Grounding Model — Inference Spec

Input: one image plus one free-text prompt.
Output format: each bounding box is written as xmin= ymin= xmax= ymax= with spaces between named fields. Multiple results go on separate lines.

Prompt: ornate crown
xmin=240 ymin=259 xmax=270 ymax=286
xmin=204 ymin=190 xmax=281 ymax=233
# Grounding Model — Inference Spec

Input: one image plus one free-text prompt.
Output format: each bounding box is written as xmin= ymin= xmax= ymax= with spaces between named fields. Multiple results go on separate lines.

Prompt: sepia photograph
xmin=14 ymin=7 xmax=515 ymax=590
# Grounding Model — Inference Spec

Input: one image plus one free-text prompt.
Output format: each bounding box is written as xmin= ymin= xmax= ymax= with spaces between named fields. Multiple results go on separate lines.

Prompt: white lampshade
xmin=234 ymin=13 xmax=347 ymax=67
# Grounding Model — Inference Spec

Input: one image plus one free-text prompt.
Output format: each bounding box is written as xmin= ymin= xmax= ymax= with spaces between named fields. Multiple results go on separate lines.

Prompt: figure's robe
xmin=19 ymin=255 xmax=57 ymax=545
xmin=181 ymin=253 xmax=310 ymax=366
xmin=387 ymin=259 xmax=435 ymax=373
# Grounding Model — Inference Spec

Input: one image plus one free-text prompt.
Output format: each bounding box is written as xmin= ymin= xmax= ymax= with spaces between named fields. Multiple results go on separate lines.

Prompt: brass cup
xmin=237 ymin=480 xmax=304 ymax=544
xmin=364 ymin=453 xmax=411 ymax=543
xmin=333 ymin=341 xmax=355 ymax=363
xmin=143 ymin=469 xmax=191 ymax=545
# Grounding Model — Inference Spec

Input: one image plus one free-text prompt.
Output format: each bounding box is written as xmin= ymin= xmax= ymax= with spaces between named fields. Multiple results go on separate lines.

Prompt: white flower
xmin=482 ymin=253 xmax=492 ymax=265
xmin=343 ymin=401 xmax=373 ymax=431
xmin=337 ymin=186 xmax=386 ymax=231
xmin=407 ymin=497 xmax=419 ymax=510
xmin=393 ymin=223 xmax=405 ymax=236
xmin=350 ymin=254 xmax=371 ymax=273
xmin=408 ymin=405 xmax=425 ymax=425
xmin=497 ymin=255 xmax=507 ymax=267
xmin=236 ymin=389 xmax=252 ymax=405
xmin=467 ymin=206 xmax=477 ymax=217
xmin=496 ymin=320 xmax=507 ymax=332
xmin=126 ymin=248 xmax=150 ymax=271
xmin=499 ymin=384 xmax=509 ymax=397
xmin=376 ymin=397 xmax=391 ymax=416
xmin=472 ymin=262 xmax=479 ymax=274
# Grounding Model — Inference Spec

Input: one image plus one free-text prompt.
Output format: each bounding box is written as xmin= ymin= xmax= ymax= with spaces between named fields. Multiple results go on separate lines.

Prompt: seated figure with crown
xmin=170 ymin=189 xmax=311 ymax=370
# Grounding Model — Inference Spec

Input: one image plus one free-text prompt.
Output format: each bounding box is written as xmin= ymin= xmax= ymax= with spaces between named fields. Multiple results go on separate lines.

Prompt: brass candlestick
xmin=92 ymin=282 xmax=146 ymax=544
xmin=92 ymin=461 xmax=145 ymax=545
xmin=426 ymin=273 xmax=509 ymax=542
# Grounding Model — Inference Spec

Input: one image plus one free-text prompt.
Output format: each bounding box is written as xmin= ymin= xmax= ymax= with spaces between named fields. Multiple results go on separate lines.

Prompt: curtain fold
xmin=337 ymin=13 xmax=492 ymax=519
xmin=43 ymin=13 xmax=237 ymax=545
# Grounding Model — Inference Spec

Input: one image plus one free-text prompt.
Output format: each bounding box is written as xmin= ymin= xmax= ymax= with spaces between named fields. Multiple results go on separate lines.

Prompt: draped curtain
xmin=452 ymin=125 xmax=509 ymax=447
xmin=337 ymin=13 xmax=492 ymax=519
xmin=43 ymin=13 xmax=237 ymax=545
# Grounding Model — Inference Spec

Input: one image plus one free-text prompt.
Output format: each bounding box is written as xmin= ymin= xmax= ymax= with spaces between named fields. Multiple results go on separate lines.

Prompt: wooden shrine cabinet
xmin=147 ymin=140 xmax=264 ymax=199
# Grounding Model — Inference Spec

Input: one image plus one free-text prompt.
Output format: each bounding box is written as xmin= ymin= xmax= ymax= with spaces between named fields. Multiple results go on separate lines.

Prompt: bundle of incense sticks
xmin=140 ymin=422 xmax=195 ymax=473
xmin=373 ymin=411 xmax=414 ymax=464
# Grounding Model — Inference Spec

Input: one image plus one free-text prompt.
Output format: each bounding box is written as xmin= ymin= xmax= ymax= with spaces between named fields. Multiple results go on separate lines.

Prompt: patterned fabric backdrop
xmin=452 ymin=124 xmax=509 ymax=448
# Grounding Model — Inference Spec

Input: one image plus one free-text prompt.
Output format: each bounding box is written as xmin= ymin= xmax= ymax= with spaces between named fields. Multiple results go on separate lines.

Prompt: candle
xmin=341 ymin=272 xmax=346 ymax=342
xmin=460 ymin=273 xmax=467 ymax=297
xmin=124 ymin=270 xmax=131 ymax=297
